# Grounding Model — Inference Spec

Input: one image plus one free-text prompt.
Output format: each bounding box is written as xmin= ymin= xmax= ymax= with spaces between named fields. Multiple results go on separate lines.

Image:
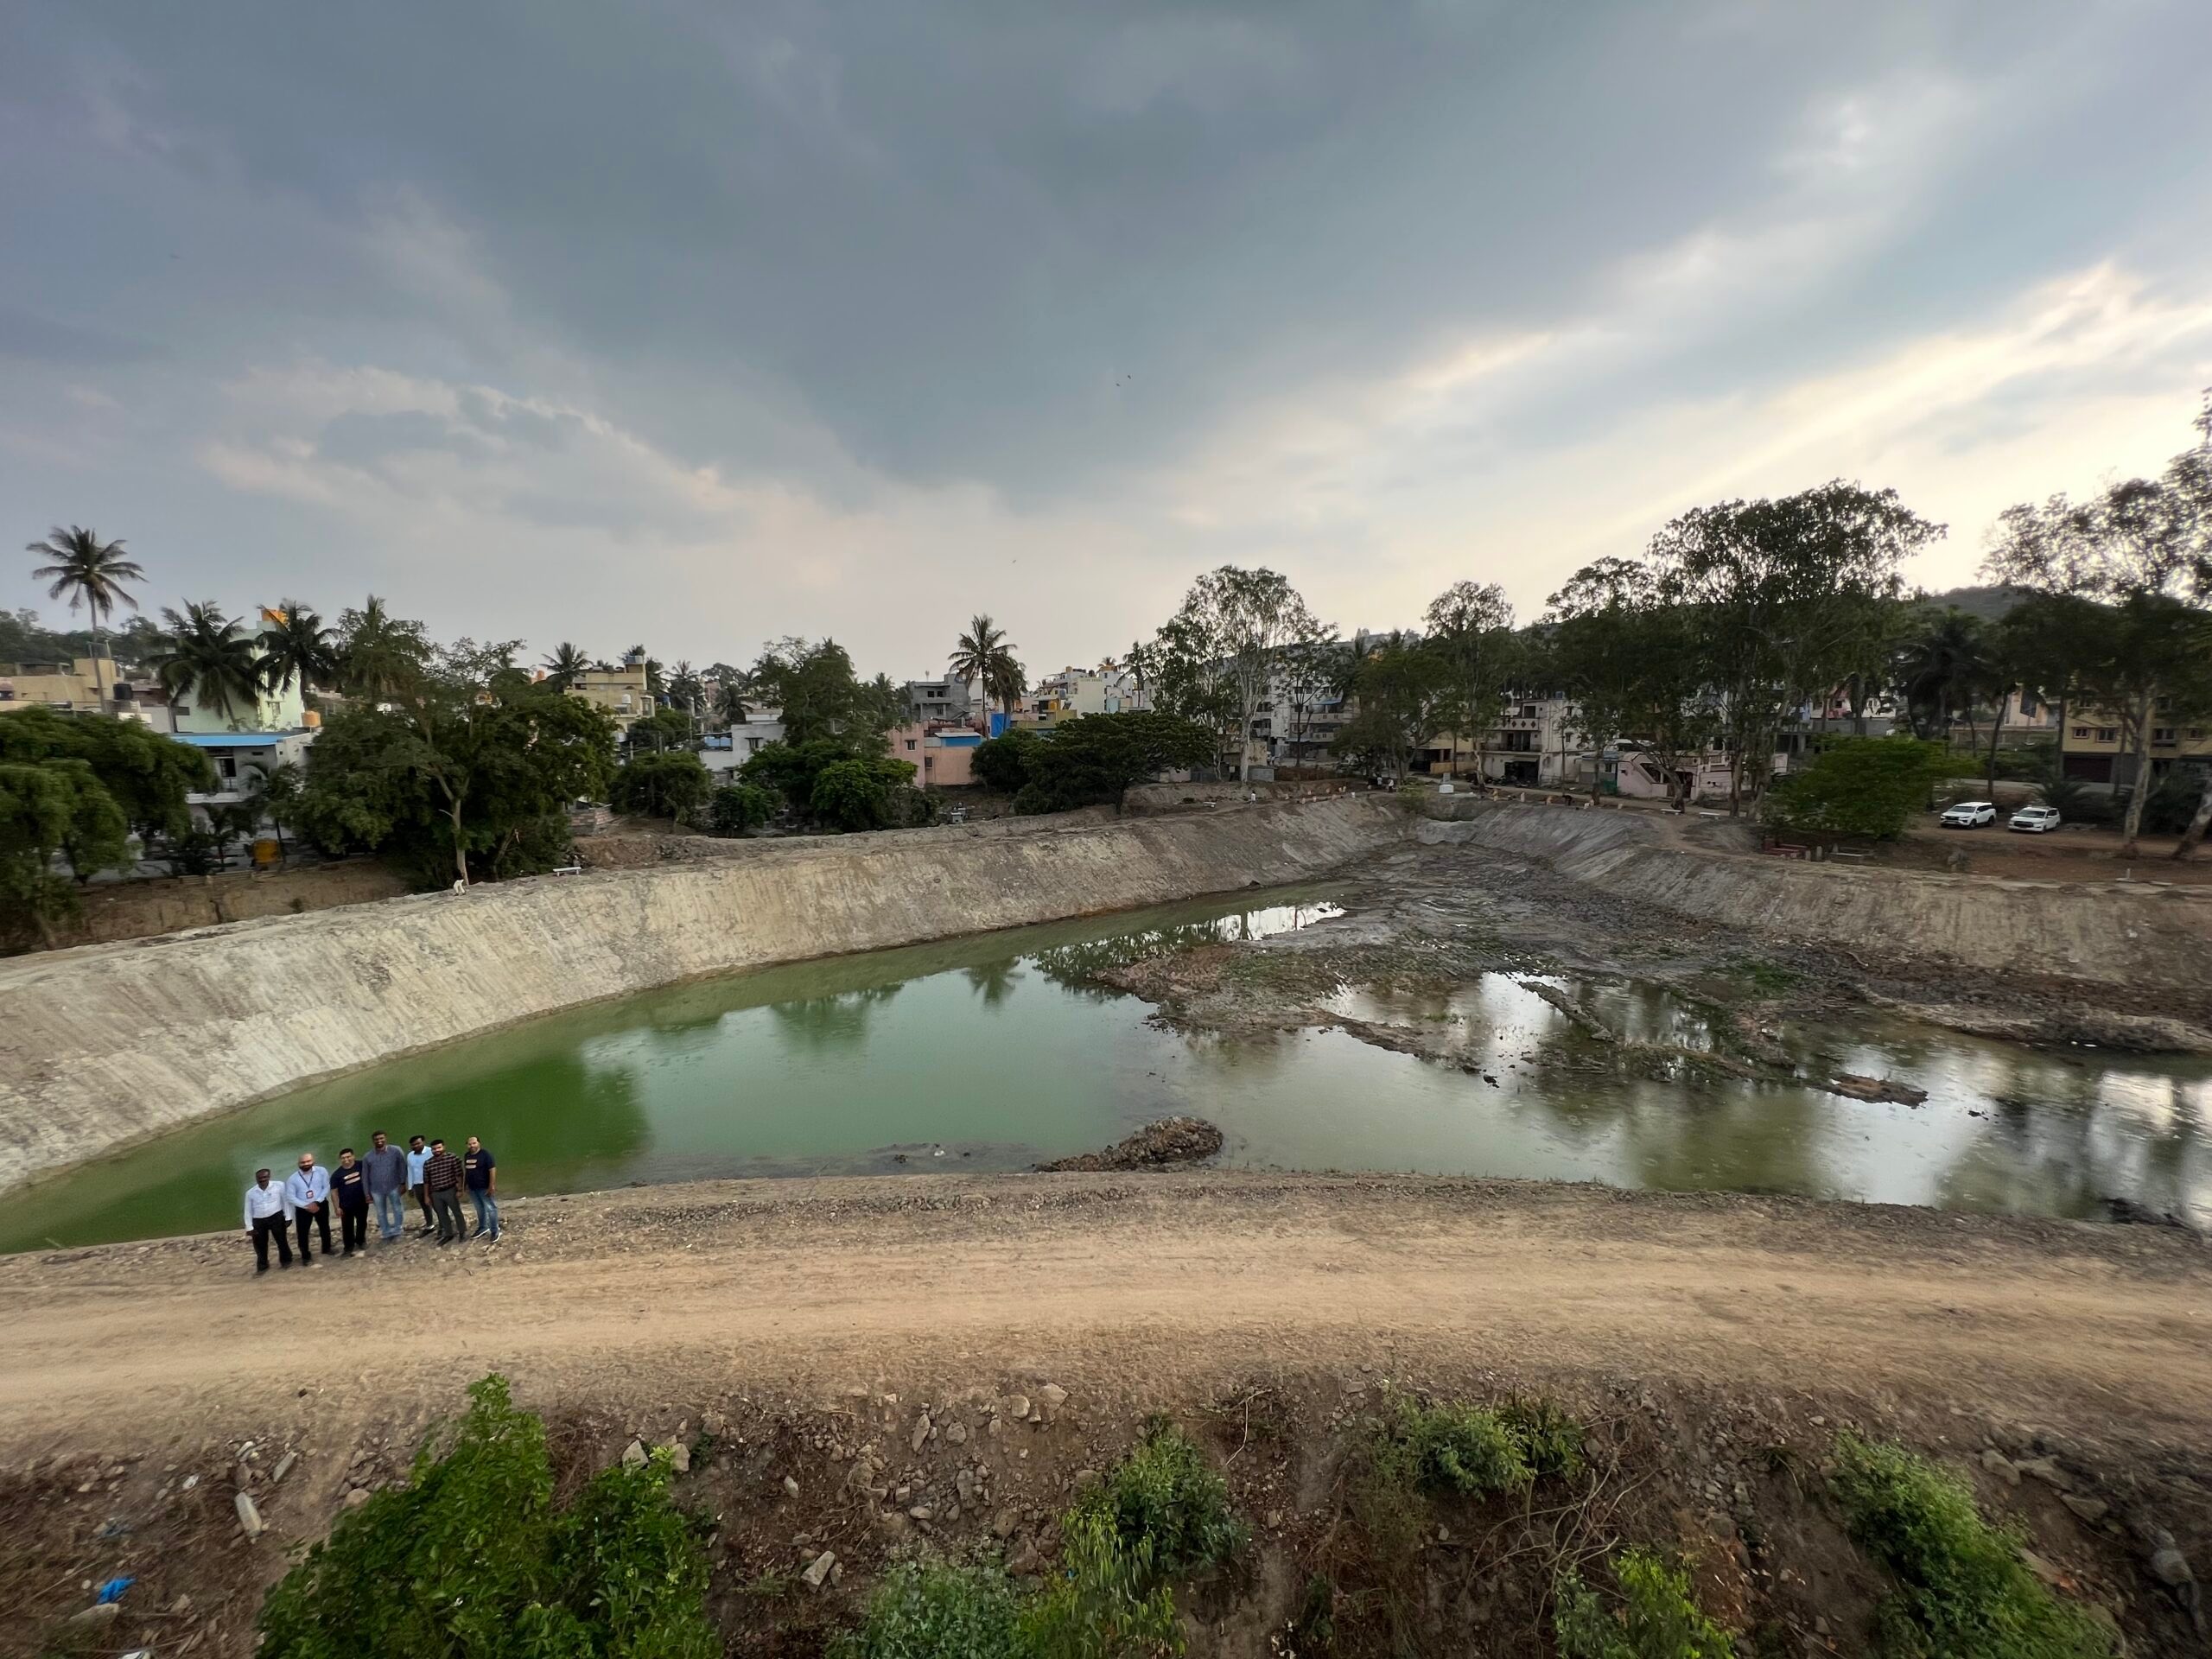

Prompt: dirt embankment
xmin=2 ymin=1174 xmax=2206 ymax=1657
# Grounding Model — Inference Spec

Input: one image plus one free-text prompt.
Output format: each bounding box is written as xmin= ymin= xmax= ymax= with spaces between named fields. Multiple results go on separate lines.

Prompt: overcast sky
xmin=5 ymin=2 xmax=2209 ymax=678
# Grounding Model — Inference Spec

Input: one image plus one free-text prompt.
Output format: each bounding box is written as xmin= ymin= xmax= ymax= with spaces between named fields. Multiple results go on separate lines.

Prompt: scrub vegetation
xmin=1830 ymin=1435 xmax=2114 ymax=1659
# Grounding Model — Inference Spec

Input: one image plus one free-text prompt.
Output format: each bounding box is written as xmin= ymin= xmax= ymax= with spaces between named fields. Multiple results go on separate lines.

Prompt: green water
xmin=5 ymin=887 xmax=2208 ymax=1251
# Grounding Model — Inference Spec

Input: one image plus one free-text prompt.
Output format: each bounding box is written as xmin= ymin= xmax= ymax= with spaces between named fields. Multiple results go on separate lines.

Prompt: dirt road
xmin=3 ymin=1173 xmax=2206 ymax=1455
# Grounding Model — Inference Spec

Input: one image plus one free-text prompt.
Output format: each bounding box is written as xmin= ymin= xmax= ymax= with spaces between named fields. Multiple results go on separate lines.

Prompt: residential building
xmin=903 ymin=677 xmax=974 ymax=723
xmin=1033 ymin=667 xmax=1108 ymax=718
xmin=2058 ymin=700 xmax=2212 ymax=790
xmin=891 ymin=721 xmax=986 ymax=788
xmin=0 ymin=656 xmax=175 ymax=729
xmin=178 ymin=730 xmax=317 ymax=813
xmin=1098 ymin=662 xmax=1152 ymax=714
xmin=699 ymin=712 xmax=787 ymax=775
xmin=565 ymin=649 xmax=652 ymax=733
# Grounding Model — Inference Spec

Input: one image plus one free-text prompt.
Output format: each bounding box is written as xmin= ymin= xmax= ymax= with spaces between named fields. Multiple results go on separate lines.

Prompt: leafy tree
xmin=1653 ymin=484 xmax=1942 ymax=813
xmin=1987 ymin=471 xmax=2210 ymax=855
xmin=950 ymin=613 xmax=1027 ymax=714
xmin=0 ymin=760 xmax=129 ymax=946
xmin=609 ymin=749 xmax=714 ymax=824
xmin=1013 ymin=712 xmax=1215 ymax=812
xmin=258 ymin=599 xmax=340 ymax=700
xmin=243 ymin=760 xmax=304 ymax=862
xmin=971 ymin=727 xmax=1040 ymax=794
xmin=709 ymin=668 xmax=754 ymax=725
xmin=1546 ymin=558 xmax=1718 ymax=804
xmin=0 ymin=704 xmax=214 ymax=848
xmin=810 ymin=754 xmax=918 ymax=831
xmin=149 ymin=600 xmax=265 ymax=726
xmin=539 ymin=640 xmax=591 ymax=691
xmin=750 ymin=637 xmax=901 ymax=747
xmin=1330 ymin=646 xmax=1451 ymax=783
xmin=1894 ymin=608 xmax=1986 ymax=741
xmin=26 ymin=525 xmax=144 ymax=704
xmin=705 ymin=781 xmax=775 ymax=836
xmin=1153 ymin=565 xmax=1328 ymax=780
xmin=1423 ymin=581 xmax=1516 ymax=766
xmin=297 ymin=629 xmax=616 ymax=885
xmin=621 ymin=707 xmax=698 ymax=754
xmin=1762 ymin=738 xmax=1954 ymax=841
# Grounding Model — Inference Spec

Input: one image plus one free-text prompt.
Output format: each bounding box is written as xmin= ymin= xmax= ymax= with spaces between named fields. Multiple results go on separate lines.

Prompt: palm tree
xmin=338 ymin=595 xmax=427 ymax=700
xmin=149 ymin=601 xmax=264 ymax=725
xmin=950 ymin=613 xmax=1026 ymax=715
xmin=541 ymin=641 xmax=591 ymax=691
xmin=27 ymin=525 xmax=145 ymax=704
xmin=1894 ymin=610 xmax=1986 ymax=741
xmin=243 ymin=760 xmax=303 ymax=863
xmin=257 ymin=599 xmax=339 ymax=701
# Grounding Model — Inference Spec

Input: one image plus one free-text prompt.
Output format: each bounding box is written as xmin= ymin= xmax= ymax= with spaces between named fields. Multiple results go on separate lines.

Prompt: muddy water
xmin=4 ymin=889 xmax=2206 ymax=1250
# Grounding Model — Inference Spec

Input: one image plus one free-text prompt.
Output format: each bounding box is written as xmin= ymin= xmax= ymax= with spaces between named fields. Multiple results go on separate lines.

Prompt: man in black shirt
xmin=331 ymin=1147 xmax=371 ymax=1257
xmin=462 ymin=1135 xmax=500 ymax=1242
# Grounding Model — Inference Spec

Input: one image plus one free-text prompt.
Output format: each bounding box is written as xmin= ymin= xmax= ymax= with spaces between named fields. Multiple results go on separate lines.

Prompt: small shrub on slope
xmin=1831 ymin=1434 xmax=2112 ymax=1659
xmin=1554 ymin=1548 xmax=1737 ymax=1659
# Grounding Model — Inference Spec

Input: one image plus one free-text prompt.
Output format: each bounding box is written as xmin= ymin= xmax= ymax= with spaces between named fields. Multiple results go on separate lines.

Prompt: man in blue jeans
xmin=462 ymin=1135 xmax=500 ymax=1241
xmin=362 ymin=1130 xmax=409 ymax=1243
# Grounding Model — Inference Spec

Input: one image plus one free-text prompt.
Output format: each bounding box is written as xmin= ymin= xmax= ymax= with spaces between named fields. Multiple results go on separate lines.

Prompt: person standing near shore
xmin=363 ymin=1132 xmax=408 ymax=1243
xmin=462 ymin=1135 xmax=500 ymax=1242
xmin=243 ymin=1168 xmax=293 ymax=1274
xmin=405 ymin=1135 xmax=433 ymax=1235
xmin=286 ymin=1153 xmax=332 ymax=1264
xmin=331 ymin=1148 xmax=371 ymax=1257
xmin=422 ymin=1139 xmax=467 ymax=1244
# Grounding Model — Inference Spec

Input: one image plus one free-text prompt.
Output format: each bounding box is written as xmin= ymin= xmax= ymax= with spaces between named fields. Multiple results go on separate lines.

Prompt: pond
xmin=3 ymin=887 xmax=2206 ymax=1251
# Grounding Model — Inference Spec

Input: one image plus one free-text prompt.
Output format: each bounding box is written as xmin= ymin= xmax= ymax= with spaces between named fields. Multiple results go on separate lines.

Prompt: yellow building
xmin=2059 ymin=701 xmax=2212 ymax=789
xmin=563 ymin=651 xmax=652 ymax=732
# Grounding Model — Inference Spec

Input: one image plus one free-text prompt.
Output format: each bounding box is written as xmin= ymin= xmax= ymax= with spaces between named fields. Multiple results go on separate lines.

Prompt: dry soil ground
xmin=3 ymin=1175 xmax=2208 ymax=1656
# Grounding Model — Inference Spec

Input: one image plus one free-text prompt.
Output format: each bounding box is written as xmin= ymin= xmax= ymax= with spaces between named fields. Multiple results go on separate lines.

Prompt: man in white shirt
xmin=405 ymin=1135 xmax=434 ymax=1236
xmin=285 ymin=1153 xmax=333 ymax=1264
xmin=243 ymin=1168 xmax=294 ymax=1274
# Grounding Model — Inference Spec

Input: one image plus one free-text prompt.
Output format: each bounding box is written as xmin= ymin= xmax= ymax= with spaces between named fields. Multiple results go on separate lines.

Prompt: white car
xmin=1940 ymin=801 xmax=1997 ymax=828
xmin=2009 ymin=805 xmax=2062 ymax=834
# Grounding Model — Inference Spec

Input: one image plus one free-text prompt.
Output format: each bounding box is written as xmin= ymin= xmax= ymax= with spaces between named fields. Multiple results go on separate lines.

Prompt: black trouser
xmin=340 ymin=1205 xmax=368 ymax=1253
xmin=414 ymin=1185 xmax=434 ymax=1228
xmin=430 ymin=1187 xmax=467 ymax=1242
xmin=251 ymin=1213 xmax=293 ymax=1270
xmin=295 ymin=1205 xmax=332 ymax=1259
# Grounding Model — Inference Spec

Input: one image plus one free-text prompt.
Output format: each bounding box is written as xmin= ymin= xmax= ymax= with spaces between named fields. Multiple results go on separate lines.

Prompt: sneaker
xmin=256 ymin=1264 xmax=269 ymax=1274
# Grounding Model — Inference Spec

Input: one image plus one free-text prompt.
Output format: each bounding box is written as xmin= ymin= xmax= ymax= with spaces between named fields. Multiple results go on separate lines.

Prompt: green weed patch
xmin=1554 ymin=1547 xmax=1737 ymax=1659
xmin=1830 ymin=1434 xmax=2112 ymax=1658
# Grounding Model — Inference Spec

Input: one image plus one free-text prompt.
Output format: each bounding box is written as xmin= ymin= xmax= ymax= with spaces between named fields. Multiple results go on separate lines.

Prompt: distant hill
xmin=1908 ymin=584 xmax=2024 ymax=622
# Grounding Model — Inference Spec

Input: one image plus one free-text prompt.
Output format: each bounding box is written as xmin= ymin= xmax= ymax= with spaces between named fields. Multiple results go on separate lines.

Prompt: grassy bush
xmin=1502 ymin=1399 xmax=1587 ymax=1480
xmin=832 ymin=1560 xmax=1030 ymax=1659
xmin=1021 ymin=1509 xmax=1184 ymax=1658
xmin=1554 ymin=1547 xmax=1737 ymax=1659
xmin=1067 ymin=1417 xmax=1246 ymax=1578
xmin=1830 ymin=1435 xmax=2112 ymax=1659
xmin=1371 ymin=1397 xmax=1535 ymax=1499
xmin=257 ymin=1375 xmax=715 ymax=1659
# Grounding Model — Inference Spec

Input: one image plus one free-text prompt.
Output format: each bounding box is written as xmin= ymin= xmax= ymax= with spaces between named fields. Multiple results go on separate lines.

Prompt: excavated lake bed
xmin=5 ymin=879 xmax=2207 ymax=1252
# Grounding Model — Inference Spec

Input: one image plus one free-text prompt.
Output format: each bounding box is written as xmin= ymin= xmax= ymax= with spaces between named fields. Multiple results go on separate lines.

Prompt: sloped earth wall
xmin=1420 ymin=799 xmax=2212 ymax=993
xmin=0 ymin=798 xmax=1406 ymax=1195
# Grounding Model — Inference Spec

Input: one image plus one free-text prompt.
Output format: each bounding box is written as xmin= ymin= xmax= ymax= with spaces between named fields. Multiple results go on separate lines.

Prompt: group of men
xmin=241 ymin=1131 xmax=500 ymax=1272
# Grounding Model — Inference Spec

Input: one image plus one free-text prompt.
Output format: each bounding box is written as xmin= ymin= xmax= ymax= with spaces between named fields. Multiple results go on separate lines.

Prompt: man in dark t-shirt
xmin=462 ymin=1136 xmax=500 ymax=1242
xmin=331 ymin=1148 xmax=371 ymax=1257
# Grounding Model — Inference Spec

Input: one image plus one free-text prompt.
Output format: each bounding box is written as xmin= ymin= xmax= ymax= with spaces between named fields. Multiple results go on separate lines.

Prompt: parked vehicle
xmin=2008 ymin=804 xmax=2062 ymax=834
xmin=1940 ymin=801 xmax=1997 ymax=828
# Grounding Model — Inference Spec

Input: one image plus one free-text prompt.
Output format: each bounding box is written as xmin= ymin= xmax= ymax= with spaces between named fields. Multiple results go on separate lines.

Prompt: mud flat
xmin=0 ymin=798 xmax=1403 ymax=1194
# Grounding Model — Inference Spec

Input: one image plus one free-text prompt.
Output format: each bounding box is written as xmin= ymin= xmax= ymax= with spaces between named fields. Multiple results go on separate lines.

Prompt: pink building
xmin=891 ymin=721 xmax=987 ymax=789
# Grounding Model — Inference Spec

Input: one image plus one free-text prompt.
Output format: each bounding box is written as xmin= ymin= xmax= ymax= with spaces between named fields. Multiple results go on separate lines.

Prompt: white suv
xmin=2008 ymin=805 xmax=2062 ymax=834
xmin=1940 ymin=801 xmax=1996 ymax=828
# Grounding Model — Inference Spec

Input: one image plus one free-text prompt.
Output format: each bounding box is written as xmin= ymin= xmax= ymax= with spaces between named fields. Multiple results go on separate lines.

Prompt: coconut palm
xmin=540 ymin=640 xmax=591 ymax=691
xmin=149 ymin=601 xmax=264 ymax=724
xmin=257 ymin=599 xmax=339 ymax=700
xmin=1894 ymin=609 xmax=1986 ymax=740
xmin=27 ymin=525 xmax=145 ymax=704
xmin=337 ymin=595 xmax=429 ymax=700
xmin=950 ymin=613 xmax=1026 ymax=715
